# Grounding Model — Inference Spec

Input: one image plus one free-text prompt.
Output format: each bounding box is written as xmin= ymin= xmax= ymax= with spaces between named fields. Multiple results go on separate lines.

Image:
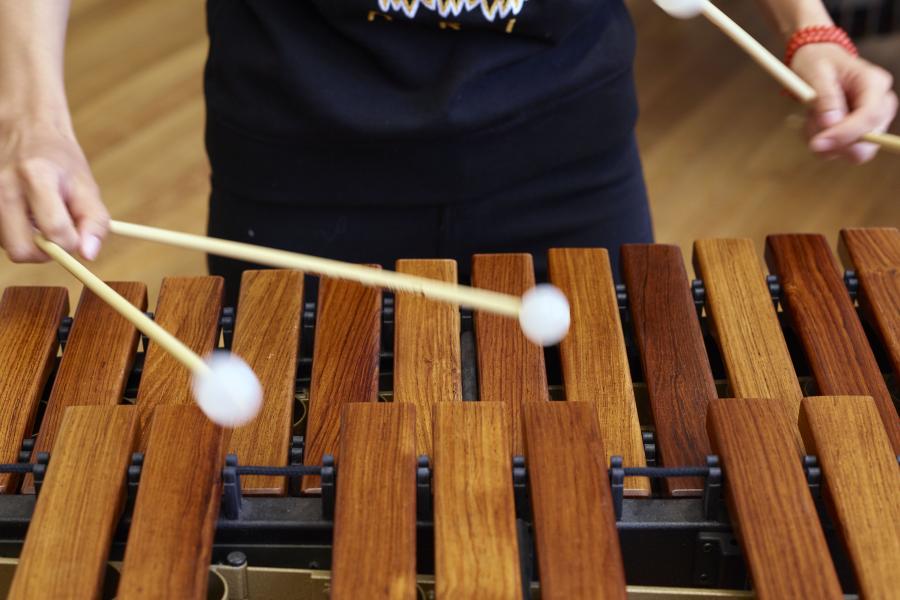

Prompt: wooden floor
xmin=1 ymin=0 xmax=898 ymax=304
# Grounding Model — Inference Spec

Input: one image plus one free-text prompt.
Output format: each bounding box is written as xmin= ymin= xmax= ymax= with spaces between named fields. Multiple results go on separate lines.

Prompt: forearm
xmin=0 ymin=0 xmax=72 ymax=123
xmin=754 ymin=0 xmax=833 ymax=41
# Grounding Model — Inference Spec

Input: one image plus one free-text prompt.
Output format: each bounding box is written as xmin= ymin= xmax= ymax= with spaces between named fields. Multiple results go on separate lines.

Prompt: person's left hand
xmin=790 ymin=43 xmax=898 ymax=163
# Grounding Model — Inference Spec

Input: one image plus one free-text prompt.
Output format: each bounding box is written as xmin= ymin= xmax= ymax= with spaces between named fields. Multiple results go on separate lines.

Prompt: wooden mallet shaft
xmin=108 ymin=220 xmax=523 ymax=317
xmin=33 ymin=234 xmax=209 ymax=376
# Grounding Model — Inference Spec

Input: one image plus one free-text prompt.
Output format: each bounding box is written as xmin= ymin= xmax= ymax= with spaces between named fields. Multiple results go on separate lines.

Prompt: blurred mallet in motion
xmin=108 ymin=220 xmax=572 ymax=346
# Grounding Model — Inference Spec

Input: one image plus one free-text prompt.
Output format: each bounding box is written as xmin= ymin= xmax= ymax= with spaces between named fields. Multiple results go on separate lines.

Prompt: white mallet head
xmin=518 ymin=284 xmax=571 ymax=346
xmin=192 ymin=352 xmax=263 ymax=427
xmin=654 ymin=0 xmax=705 ymax=19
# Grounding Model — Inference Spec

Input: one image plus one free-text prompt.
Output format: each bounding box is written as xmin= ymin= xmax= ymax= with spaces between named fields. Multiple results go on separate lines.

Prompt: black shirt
xmin=204 ymin=0 xmax=639 ymax=205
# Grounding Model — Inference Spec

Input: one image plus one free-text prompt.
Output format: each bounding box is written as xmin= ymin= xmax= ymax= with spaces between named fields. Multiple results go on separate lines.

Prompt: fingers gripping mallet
xmin=653 ymin=0 xmax=900 ymax=153
xmin=33 ymin=235 xmax=263 ymax=427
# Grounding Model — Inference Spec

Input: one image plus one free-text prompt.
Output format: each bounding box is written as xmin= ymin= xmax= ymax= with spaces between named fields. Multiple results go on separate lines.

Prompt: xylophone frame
xmin=0 ymin=271 xmax=891 ymax=597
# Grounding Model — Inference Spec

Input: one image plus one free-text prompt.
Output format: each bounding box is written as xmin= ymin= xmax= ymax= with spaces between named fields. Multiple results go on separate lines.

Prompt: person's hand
xmin=0 ymin=118 xmax=107 ymax=262
xmin=790 ymin=43 xmax=898 ymax=163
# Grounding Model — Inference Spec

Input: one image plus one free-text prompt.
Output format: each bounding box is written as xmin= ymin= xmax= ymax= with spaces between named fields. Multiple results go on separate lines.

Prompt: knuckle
xmin=43 ymin=221 xmax=66 ymax=241
xmin=94 ymin=210 xmax=111 ymax=230
xmin=43 ymin=218 xmax=71 ymax=239
xmin=73 ymin=174 xmax=100 ymax=196
xmin=864 ymin=110 xmax=883 ymax=130
xmin=874 ymin=68 xmax=893 ymax=89
xmin=857 ymin=116 xmax=877 ymax=132
xmin=17 ymin=157 xmax=55 ymax=181
xmin=79 ymin=182 xmax=103 ymax=205
xmin=860 ymin=66 xmax=893 ymax=92
xmin=84 ymin=177 xmax=100 ymax=195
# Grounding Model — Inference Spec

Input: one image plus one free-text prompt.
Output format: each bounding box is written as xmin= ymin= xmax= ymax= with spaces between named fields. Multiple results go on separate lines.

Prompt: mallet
xmin=653 ymin=0 xmax=900 ymax=153
xmin=34 ymin=234 xmax=263 ymax=427
xmin=108 ymin=220 xmax=571 ymax=346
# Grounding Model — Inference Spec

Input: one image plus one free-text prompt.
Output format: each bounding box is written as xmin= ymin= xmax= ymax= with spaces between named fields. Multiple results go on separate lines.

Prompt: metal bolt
xmin=226 ymin=551 xmax=247 ymax=567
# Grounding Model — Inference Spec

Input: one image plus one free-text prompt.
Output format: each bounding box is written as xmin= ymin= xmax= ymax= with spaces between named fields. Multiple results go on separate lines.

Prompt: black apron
xmin=203 ymin=0 xmax=652 ymax=302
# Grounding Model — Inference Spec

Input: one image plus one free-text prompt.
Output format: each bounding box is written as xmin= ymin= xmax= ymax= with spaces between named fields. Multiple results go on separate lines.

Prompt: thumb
xmin=806 ymin=62 xmax=848 ymax=134
xmin=66 ymin=176 xmax=109 ymax=261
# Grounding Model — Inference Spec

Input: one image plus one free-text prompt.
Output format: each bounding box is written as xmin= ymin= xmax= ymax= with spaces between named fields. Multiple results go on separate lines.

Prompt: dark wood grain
xmin=0 ymin=287 xmax=68 ymax=494
xmin=523 ymin=401 xmax=626 ymax=600
xmin=766 ymin=233 xmax=900 ymax=453
xmin=331 ymin=402 xmax=416 ymax=600
xmin=394 ymin=259 xmax=461 ymax=458
xmin=839 ymin=227 xmax=900 ymax=269
xmin=134 ymin=276 xmax=222 ymax=451
xmin=227 ymin=270 xmax=303 ymax=495
xmin=621 ymin=244 xmax=715 ymax=496
xmin=799 ymin=395 xmax=900 ymax=600
xmin=24 ymin=282 xmax=146 ymax=494
xmin=433 ymin=402 xmax=520 ymax=599
xmin=839 ymin=227 xmax=900 ymax=389
xmin=707 ymin=398 xmax=842 ymax=600
xmin=118 ymin=405 xmax=226 ymax=600
xmin=548 ymin=248 xmax=649 ymax=496
xmin=9 ymin=406 xmax=138 ymax=600
xmin=693 ymin=239 xmax=803 ymax=451
xmin=472 ymin=253 xmax=549 ymax=456
xmin=302 ymin=273 xmax=381 ymax=494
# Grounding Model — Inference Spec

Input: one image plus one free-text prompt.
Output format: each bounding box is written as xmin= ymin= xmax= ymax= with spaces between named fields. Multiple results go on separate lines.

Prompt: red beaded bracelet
xmin=785 ymin=25 xmax=858 ymax=66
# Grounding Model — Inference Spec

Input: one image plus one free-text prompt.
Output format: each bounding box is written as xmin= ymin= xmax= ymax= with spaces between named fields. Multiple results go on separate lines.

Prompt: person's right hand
xmin=0 ymin=118 xmax=108 ymax=262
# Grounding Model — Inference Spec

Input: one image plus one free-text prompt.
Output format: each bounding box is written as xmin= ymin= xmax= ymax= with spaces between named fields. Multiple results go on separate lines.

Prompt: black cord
xmin=235 ymin=465 xmax=321 ymax=476
xmin=0 ymin=464 xmax=36 ymax=474
xmin=621 ymin=466 xmax=710 ymax=477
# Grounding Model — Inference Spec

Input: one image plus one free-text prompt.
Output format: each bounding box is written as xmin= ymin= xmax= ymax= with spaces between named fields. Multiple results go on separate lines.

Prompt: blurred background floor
xmin=1 ymin=0 xmax=898 ymax=304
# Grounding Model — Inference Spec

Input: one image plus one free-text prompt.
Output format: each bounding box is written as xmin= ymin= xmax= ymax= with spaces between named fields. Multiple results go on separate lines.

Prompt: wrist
xmin=0 ymin=78 xmax=71 ymax=131
xmin=0 ymin=1 xmax=71 ymax=119
xmin=0 ymin=47 xmax=69 ymax=128
xmin=0 ymin=99 xmax=75 ymax=139
xmin=785 ymin=25 xmax=857 ymax=67
xmin=774 ymin=3 xmax=834 ymax=42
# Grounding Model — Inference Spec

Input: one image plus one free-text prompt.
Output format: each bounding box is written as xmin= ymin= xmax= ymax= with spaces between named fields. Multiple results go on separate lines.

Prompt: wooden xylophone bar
xmin=0 ymin=228 xmax=896 ymax=598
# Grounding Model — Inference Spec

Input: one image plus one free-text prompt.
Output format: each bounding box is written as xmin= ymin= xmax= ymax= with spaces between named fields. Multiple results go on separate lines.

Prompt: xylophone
xmin=0 ymin=229 xmax=897 ymax=599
